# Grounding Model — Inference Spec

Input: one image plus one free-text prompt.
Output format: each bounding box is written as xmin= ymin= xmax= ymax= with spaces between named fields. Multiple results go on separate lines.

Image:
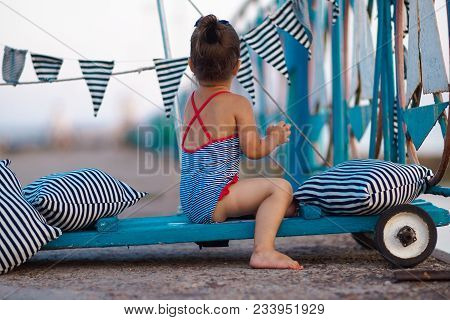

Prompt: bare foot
xmin=250 ymin=250 xmax=303 ymax=270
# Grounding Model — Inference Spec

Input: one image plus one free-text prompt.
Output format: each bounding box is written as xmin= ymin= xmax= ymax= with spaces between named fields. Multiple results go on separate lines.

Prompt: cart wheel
xmin=351 ymin=232 xmax=376 ymax=250
xmin=374 ymin=204 xmax=437 ymax=268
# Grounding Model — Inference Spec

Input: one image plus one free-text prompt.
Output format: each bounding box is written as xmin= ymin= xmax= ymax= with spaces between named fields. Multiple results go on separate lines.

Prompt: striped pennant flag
xmin=30 ymin=53 xmax=63 ymax=82
xmin=153 ymin=57 xmax=189 ymax=118
xmin=2 ymin=46 xmax=27 ymax=85
xmin=270 ymin=0 xmax=312 ymax=59
xmin=243 ymin=18 xmax=290 ymax=84
xmin=236 ymin=39 xmax=256 ymax=105
xmin=79 ymin=60 xmax=114 ymax=117
xmin=327 ymin=0 xmax=340 ymax=24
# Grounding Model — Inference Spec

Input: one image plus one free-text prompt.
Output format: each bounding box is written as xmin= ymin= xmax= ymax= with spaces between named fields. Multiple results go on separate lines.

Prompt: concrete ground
xmin=1 ymin=147 xmax=449 ymax=299
xmin=0 ymin=234 xmax=449 ymax=299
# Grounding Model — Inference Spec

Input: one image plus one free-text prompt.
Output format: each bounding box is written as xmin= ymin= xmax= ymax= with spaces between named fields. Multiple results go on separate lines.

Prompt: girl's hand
xmin=266 ymin=121 xmax=291 ymax=146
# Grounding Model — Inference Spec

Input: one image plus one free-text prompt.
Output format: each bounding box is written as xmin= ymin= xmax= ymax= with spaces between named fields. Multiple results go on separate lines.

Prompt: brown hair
xmin=190 ymin=15 xmax=240 ymax=82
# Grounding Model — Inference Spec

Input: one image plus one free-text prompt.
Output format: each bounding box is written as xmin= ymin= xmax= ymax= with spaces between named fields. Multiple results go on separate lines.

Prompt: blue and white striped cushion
xmin=0 ymin=159 xmax=61 ymax=274
xmin=23 ymin=168 xmax=147 ymax=231
xmin=294 ymin=159 xmax=433 ymax=215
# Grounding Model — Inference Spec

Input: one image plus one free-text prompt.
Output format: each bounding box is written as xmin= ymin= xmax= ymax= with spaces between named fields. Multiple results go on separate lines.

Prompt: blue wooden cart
xmin=43 ymin=0 xmax=450 ymax=268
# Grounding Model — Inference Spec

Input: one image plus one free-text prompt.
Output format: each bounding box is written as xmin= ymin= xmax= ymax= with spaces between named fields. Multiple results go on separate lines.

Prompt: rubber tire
xmin=352 ymin=232 xmax=376 ymax=250
xmin=374 ymin=204 xmax=437 ymax=268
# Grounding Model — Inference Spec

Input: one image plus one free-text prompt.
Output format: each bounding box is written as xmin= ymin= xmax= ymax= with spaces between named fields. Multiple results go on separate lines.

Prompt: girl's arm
xmin=235 ymin=98 xmax=291 ymax=159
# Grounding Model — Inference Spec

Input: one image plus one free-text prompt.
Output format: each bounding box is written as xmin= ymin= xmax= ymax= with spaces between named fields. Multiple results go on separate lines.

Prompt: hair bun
xmin=198 ymin=15 xmax=221 ymax=44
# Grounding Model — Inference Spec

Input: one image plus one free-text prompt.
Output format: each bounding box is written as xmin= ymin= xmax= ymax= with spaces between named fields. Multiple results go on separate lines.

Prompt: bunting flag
xmin=236 ymin=39 xmax=256 ymax=105
xmin=270 ymin=0 xmax=312 ymax=59
xmin=348 ymin=105 xmax=371 ymax=141
xmin=2 ymin=46 xmax=27 ymax=85
xmin=403 ymin=102 xmax=449 ymax=150
xmin=243 ymin=18 xmax=290 ymax=83
xmin=30 ymin=53 xmax=63 ymax=82
xmin=79 ymin=60 xmax=114 ymax=117
xmin=153 ymin=57 xmax=189 ymax=118
xmin=404 ymin=0 xmax=410 ymax=34
xmin=327 ymin=0 xmax=340 ymax=24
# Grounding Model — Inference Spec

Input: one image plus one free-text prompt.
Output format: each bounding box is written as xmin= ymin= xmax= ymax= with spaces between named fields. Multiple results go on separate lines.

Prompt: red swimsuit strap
xmin=182 ymin=90 xmax=229 ymax=147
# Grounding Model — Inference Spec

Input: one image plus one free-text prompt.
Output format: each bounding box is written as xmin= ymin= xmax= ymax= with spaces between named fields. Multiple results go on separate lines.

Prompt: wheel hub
xmin=396 ymin=226 xmax=417 ymax=247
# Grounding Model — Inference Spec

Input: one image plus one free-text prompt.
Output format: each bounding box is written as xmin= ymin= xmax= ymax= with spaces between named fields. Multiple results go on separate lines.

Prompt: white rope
xmin=253 ymin=76 xmax=331 ymax=167
xmin=0 ymin=44 xmax=153 ymax=63
xmin=187 ymin=0 xmax=204 ymax=16
xmin=0 ymin=65 xmax=155 ymax=86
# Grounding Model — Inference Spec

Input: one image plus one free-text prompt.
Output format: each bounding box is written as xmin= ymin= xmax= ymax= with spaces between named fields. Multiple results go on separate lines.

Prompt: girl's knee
xmin=271 ymin=178 xmax=293 ymax=198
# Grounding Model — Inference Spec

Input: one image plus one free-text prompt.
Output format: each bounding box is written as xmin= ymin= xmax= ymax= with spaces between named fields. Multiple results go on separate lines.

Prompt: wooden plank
xmin=418 ymin=0 xmax=449 ymax=95
xmin=405 ymin=0 xmax=421 ymax=104
xmin=42 ymin=200 xmax=450 ymax=250
xmin=393 ymin=270 xmax=450 ymax=282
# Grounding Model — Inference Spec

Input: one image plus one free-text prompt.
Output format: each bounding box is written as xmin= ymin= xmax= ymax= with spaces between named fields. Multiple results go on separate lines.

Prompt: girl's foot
xmin=250 ymin=250 xmax=303 ymax=270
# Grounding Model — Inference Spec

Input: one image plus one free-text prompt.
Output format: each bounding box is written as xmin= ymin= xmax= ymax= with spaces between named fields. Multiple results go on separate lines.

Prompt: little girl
xmin=180 ymin=15 xmax=302 ymax=270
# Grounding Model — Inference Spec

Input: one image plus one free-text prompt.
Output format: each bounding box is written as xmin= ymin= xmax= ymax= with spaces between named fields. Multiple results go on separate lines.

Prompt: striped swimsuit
xmin=180 ymin=90 xmax=241 ymax=224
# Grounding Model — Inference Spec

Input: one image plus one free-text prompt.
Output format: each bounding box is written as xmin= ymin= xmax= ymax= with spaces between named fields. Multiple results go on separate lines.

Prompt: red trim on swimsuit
xmin=218 ymin=174 xmax=239 ymax=201
xmin=181 ymin=90 xmax=230 ymax=149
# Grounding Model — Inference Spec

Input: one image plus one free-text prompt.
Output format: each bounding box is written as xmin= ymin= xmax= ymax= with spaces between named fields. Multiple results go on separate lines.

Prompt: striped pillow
xmin=23 ymin=168 xmax=147 ymax=231
xmin=0 ymin=159 xmax=61 ymax=274
xmin=294 ymin=159 xmax=433 ymax=215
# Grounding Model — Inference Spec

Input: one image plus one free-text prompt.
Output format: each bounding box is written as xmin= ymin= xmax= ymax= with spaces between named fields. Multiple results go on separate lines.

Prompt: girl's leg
xmin=213 ymin=178 xmax=302 ymax=270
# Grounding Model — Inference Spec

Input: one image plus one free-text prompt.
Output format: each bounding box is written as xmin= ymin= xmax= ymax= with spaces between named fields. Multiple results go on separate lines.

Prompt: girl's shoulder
xmin=224 ymin=92 xmax=252 ymax=112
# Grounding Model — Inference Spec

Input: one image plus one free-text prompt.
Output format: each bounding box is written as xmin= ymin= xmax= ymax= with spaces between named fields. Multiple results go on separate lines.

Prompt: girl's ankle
xmin=253 ymin=245 xmax=276 ymax=254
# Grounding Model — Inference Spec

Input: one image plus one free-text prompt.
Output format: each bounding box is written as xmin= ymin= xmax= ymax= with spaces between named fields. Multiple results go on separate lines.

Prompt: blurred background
xmin=0 ymin=0 xmax=448 ymax=252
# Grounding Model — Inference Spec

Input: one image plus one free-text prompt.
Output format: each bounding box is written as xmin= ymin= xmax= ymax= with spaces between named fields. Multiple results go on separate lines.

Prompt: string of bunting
xmin=327 ymin=0 xmax=340 ymax=24
xmin=1 ymin=0 xmax=321 ymax=118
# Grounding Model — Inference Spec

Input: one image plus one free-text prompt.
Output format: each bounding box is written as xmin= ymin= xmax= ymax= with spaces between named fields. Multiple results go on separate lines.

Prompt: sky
xmin=0 ymin=0 xmax=448 ymax=155
xmin=0 ymin=0 xmax=265 ymax=138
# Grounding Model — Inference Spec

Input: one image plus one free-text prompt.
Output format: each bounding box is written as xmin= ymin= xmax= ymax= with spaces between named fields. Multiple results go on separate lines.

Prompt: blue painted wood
xmin=299 ymin=205 xmax=322 ymax=220
xmin=281 ymin=28 xmax=312 ymax=185
xmin=348 ymin=105 xmax=371 ymax=140
xmin=402 ymin=102 xmax=449 ymax=149
xmin=433 ymin=94 xmax=447 ymax=138
xmin=43 ymin=200 xmax=450 ymax=250
xmin=308 ymin=111 xmax=329 ymax=142
xmin=427 ymin=185 xmax=450 ymax=197
xmin=95 ymin=217 xmax=119 ymax=233
xmin=331 ymin=0 xmax=347 ymax=165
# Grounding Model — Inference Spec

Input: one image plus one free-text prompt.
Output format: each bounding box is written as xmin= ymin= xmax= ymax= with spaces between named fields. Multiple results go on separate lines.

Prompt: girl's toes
xmin=289 ymin=260 xmax=303 ymax=270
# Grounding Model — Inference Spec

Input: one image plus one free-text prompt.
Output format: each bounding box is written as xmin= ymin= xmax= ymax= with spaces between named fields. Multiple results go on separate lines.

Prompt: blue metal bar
xmin=381 ymin=59 xmax=392 ymax=161
xmin=156 ymin=0 xmax=183 ymax=212
xmin=369 ymin=0 xmax=384 ymax=158
xmin=331 ymin=0 xmax=347 ymax=164
xmin=384 ymin=1 xmax=397 ymax=161
xmin=394 ymin=0 xmax=406 ymax=163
